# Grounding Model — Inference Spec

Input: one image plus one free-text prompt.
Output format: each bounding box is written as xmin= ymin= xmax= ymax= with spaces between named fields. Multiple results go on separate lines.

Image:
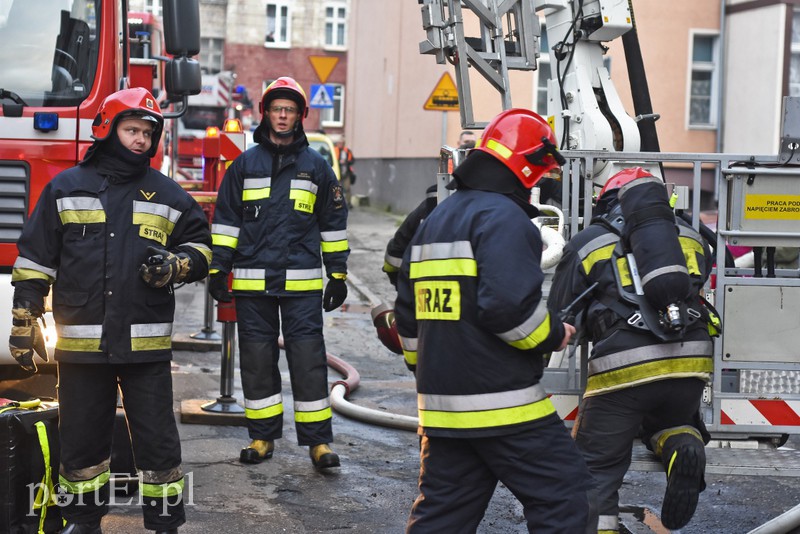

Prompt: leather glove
xmin=9 ymin=307 xmax=49 ymax=373
xmin=139 ymin=246 xmax=192 ymax=288
xmin=323 ymin=277 xmax=347 ymax=312
xmin=386 ymin=270 xmax=398 ymax=288
xmin=208 ymin=271 xmax=233 ymax=302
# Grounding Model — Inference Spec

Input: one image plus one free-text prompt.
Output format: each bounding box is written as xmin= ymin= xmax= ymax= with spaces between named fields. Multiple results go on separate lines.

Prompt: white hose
xmin=747 ymin=503 xmax=800 ymax=534
xmin=330 ymin=383 xmax=419 ymax=432
xmin=537 ymin=222 xmax=567 ymax=270
xmin=734 ymin=250 xmax=755 ymax=268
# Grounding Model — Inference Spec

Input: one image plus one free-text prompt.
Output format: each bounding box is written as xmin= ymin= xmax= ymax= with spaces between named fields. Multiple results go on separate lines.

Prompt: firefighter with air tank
xmin=548 ymin=167 xmax=718 ymax=532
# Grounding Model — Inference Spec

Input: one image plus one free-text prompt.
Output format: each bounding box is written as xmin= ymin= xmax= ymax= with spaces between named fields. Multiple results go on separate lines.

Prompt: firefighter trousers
xmin=572 ymin=378 xmax=706 ymax=533
xmin=236 ymin=295 xmax=333 ymax=446
xmin=407 ymin=417 xmax=592 ymax=533
xmin=58 ymin=361 xmax=185 ymax=531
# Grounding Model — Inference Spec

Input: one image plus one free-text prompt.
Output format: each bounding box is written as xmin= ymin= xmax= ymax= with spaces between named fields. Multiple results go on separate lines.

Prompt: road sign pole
xmin=441 ymin=111 xmax=447 ymax=147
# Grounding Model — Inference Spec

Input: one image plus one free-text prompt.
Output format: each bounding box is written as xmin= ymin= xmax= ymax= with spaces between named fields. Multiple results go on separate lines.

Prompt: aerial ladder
xmin=417 ymin=0 xmax=800 ymax=481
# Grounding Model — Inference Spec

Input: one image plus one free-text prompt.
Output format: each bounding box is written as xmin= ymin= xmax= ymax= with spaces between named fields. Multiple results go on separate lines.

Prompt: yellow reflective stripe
xmin=295 ymin=406 xmax=332 ymax=423
xmin=245 ymin=404 xmax=284 ymax=419
xmin=679 ymin=236 xmax=704 ymax=275
xmin=321 ymin=239 xmax=349 ymax=252
xmin=56 ymin=337 xmax=102 ymax=352
xmin=232 ymin=279 xmax=266 ymax=291
xmin=330 ymin=272 xmax=347 ymax=280
xmin=409 ymin=258 xmax=477 ymax=279
xmin=59 ymin=211 xmax=105 ymax=224
xmin=243 ymin=188 xmax=270 ymax=200
xmin=132 ymin=212 xmax=176 ymax=235
xmin=485 ymin=138 xmax=512 ymax=160
xmin=585 ymin=357 xmax=713 ymax=394
xmin=616 ymin=257 xmax=633 ymax=287
xmin=131 ymin=336 xmax=172 ymax=351
xmin=383 ymin=261 xmax=399 ymax=273
xmin=507 ymin=313 xmax=551 ymax=350
xmin=290 ymin=189 xmax=317 ymax=213
xmin=59 ymin=471 xmax=110 ymax=494
xmin=33 ymin=422 xmax=57 ymax=514
xmin=581 ymin=243 xmax=615 ymax=275
xmin=141 ymin=478 xmax=184 ymax=498
xmin=11 ymin=267 xmax=53 ymax=283
xmin=419 ymin=396 xmax=556 ymax=429
xmin=652 ymin=426 xmax=703 ymax=457
xmin=403 ymin=349 xmax=417 ymax=366
xmin=285 ymin=279 xmax=324 ymax=291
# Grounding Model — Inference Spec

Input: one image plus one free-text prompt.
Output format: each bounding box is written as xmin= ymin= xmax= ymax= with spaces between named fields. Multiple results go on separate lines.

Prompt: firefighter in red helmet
xmin=10 ymin=87 xmax=212 ymax=533
xmin=208 ymin=76 xmax=348 ymax=469
xmin=394 ymin=108 xmax=591 ymax=532
xmin=548 ymin=166 xmax=717 ymax=532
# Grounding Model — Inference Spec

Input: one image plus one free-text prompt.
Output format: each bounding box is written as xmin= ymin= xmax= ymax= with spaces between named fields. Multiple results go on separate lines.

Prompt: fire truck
xmin=0 ymin=0 xmax=202 ymax=371
xmin=418 ymin=0 xmax=800 ymax=455
xmin=175 ymin=70 xmax=235 ymax=181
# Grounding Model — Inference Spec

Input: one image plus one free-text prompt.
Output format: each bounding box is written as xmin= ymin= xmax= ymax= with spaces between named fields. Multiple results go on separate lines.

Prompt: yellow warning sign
xmin=744 ymin=194 xmax=800 ymax=220
xmin=424 ymin=73 xmax=459 ymax=111
xmin=308 ymin=56 xmax=339 ymax=84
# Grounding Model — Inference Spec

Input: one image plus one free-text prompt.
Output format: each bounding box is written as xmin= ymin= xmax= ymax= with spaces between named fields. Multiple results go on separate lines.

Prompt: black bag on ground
xmin=0 ymin=399 xmax=61 ymax=534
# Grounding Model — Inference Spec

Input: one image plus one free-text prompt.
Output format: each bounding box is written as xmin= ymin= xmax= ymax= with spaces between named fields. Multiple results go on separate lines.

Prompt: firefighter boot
xmin=660 ymin=433 xmax=706 ymax=530
xmin=310 ymin=443 xmax=340 ymax=469
xmin=60 ymin=521 xmax=102 ymax=533
xmin=240 ymin=439 xmax=274 ymax=464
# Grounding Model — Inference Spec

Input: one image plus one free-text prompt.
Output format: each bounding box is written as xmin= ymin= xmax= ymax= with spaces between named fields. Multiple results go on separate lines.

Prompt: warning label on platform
xmin=744 ymin=194 xmax=800 ymax=219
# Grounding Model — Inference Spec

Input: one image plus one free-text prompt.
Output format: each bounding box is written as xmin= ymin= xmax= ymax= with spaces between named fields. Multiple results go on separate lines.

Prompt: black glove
xmin=323 ymin=277 xmax=347 ymax=312
xmin=208 ymin=271 xmax=233 ymax=302
xmin=139 ymin=246 xmax=191 ymax=288
xmin=385 ymin=270 xmax=398 ymax=288
xmin=9 ymin=306 xmax=48 ymax=373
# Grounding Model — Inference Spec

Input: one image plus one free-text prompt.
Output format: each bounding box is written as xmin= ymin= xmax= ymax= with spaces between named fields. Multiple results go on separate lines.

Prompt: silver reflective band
xmin=57 ymin=324 xmax=103 ymax=338
xmin=321 ymin=230 xmax=347 ymax=242
xmin=244 ymin=393 xmax=282 ymax=410
xmin=290 ymin=179 xmax=319 ymax=195
xmin=211 ymin=223 xmax=240 ymax=238
xmin=294 ymin=398 xmax=330 ymax=412
xmin=244 ymin=177 xmax=271 ymax=189
xmin=13 ymin=256 xmax=58 ymax=279
xmin=57 ymin=196 xmax=103 ymax=212
xmin=410 ymin=240 xmax=474 ymax=262
xmin=233 ymin=268 xmax=265 ymax=280
xmin=131 ymin=323 xmax=173 ymax=337
xmin=588 ymin=340 xmax=714 ymax=375
xmin=577 ymin=233 xmax=618 ymax=260
xmin=418 ymin=383 xmax=547 ymax=412
xmin=133 ymin=201 xmax=181 ymax=223
xmin=286 ymin=268 xmax=322 ymax=280
xmin=497 ymin=301 xmax=549 ymax=343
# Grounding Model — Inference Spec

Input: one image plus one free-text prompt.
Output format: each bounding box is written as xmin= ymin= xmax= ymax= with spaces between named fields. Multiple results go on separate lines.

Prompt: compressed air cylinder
xmin=617 ymin=177 xmax=690 ymax=320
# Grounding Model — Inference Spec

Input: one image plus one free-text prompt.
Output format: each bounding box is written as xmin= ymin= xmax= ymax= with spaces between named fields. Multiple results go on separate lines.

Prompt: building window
xmin=144 ymin=0 xmax=162 ymax=18
xmin=200 ymin=37 xmax=224 ymax=74
xmin=265 ymin=2 xmax=291 ymax=47
xmin=321 ymin=84 xmax=344 ymax=127
xmin=324 ymin=2 xmax=347 ymax=48
xmin=790 ymin=10 xmax=800 ymax=96
xmin=689 ymin=32 xmax=719 ymax=128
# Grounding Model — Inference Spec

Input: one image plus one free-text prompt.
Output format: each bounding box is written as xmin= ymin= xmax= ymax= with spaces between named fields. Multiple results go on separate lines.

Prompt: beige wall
xmin=348 ymin=1 xmax=723 ymax=160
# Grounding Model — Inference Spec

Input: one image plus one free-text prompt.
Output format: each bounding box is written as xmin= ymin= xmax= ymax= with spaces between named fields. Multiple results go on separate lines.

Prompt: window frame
xmin=687 ymin=30 xmax=720 ymax=130
xmin=200 ymin=37 xmax=224 ymax=75
xmin=321 ymin=83 xmax=345 ymax=128
xmin=323 ymin=1 xmax=347 ymax=50
xmin=264 ymin=1 xmax=292 ymax=49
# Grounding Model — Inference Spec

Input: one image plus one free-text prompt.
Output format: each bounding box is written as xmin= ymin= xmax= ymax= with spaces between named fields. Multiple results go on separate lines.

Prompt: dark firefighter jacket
xmin=547 ymin=212 xmax=714 ymax=398
xmin=382 ymin=184 xmax=437 ymax=281
xmin=210 ymin=133 xmax=349 ymax=295
xmin=11 ymin=165 xmax=212 ymax=364
xmin=394 ymin=189 xmax=567 ymax=439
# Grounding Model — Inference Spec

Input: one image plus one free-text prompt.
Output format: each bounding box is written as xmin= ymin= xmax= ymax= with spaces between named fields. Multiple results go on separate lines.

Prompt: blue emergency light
xmin=33 ymin=112 xmax=59 ymax=133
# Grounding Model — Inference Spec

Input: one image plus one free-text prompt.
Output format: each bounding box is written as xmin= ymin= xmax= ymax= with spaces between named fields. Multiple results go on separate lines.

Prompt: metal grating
xmin=0 ymin=162 xmax=28 ymax=242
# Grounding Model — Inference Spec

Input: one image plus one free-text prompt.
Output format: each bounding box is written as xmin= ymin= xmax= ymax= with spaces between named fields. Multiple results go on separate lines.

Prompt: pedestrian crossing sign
xmin=309 ymin=84 xmax=335 ymax=108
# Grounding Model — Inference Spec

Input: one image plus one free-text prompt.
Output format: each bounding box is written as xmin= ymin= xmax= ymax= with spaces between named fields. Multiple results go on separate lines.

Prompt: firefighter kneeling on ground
xmin=9 ymin=87 xmax=212 ymax=534
xmin=394 ymin=109 xmax=592 ymax=532
xmin=548 ymin=167 xmax=719 ymax=533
